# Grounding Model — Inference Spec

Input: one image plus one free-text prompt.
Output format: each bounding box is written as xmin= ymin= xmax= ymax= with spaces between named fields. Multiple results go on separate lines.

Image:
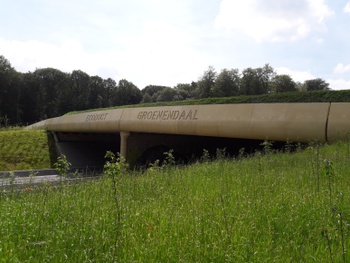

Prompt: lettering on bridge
xmin=137 ymin=109 xmax=198 ymax=121
xmin=85 ymin=113 xmax=108 ymax=122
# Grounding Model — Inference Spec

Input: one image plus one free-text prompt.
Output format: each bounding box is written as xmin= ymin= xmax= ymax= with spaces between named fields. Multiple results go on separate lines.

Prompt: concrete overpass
xmin=29 ymin=103 xmax=350 ymax=169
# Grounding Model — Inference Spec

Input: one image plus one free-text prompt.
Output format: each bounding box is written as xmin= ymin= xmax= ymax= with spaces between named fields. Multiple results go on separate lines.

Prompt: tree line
xmin=0 ymin=55 xmax=329 ymax=126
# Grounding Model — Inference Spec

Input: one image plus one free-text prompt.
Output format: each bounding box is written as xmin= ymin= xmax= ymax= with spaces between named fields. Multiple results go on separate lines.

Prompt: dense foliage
xmin=0 ymin=55 xmax=335 ymax=126
xmin=0 ymin=56 xmax=141 ymax=126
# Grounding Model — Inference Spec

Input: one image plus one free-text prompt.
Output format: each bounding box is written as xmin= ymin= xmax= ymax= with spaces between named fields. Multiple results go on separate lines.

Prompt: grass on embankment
xmin=0 ymin=129 xmax=56 ymax=171
xmin=1 ymin=141 xmax=350 ymax=262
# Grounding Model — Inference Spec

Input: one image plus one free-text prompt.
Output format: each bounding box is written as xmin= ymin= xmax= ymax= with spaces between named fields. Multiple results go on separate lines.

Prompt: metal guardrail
xmin=0 ymin=169 xmax=57 ymax=178
xmin=0 ymin=167 xmax=104 ymax=187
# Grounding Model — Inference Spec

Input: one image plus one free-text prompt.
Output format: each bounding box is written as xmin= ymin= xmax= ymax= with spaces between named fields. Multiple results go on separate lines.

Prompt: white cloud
xmin=0 ymin=0 xmax=207 ymax=88
xmin=0 ymin=38 xmax=90 ymax=73
xmin=328 ymin=79 xmax=350 ymax=90
xmin=275 ymin=67 xmax=315 ymax=83
xmin=275 ymin=67 xmax=350 ymax=90
xmin=0 ymin=31 xmax=206 ymax=89
xmin=344 ymin=2 xmax=350 ymax=13
xmin=114 ymin=20 xmax=208 ymax=87
xmin=334 ymin=63 xmax=350 ymax=74
xmin=215 ymin=0 xmax=333 ymax=42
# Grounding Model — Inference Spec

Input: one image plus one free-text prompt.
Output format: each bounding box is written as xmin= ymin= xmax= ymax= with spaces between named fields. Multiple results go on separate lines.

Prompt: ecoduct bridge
xmin=30 ymin=103 xmax=350 ymax=169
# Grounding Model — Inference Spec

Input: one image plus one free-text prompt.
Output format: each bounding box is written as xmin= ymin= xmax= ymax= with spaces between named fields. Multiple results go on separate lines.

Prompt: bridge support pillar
xmin=120 ymin=131 xmax=130 ymax=161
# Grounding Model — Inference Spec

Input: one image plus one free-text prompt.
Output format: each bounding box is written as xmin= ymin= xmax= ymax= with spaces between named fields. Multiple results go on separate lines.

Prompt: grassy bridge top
xmin=67 ymin=90 xmax=350 ymax=115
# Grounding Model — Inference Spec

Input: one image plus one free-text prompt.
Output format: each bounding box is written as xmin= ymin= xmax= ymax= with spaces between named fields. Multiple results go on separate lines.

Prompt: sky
xmin=1 ymin=0 xmax=350 ymax=90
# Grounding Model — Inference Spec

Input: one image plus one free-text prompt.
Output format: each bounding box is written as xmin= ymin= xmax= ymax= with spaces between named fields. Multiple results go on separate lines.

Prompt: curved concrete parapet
xmin=26 ymin=119 xmax=48 ymax=130
xmin=34 ymin=103 xmax=335 ymax=142
xmin=44 ymin=109 xmax=124 ymax=132
xmin=28 ymin=102 xmax=350 ymax=168
xmin=120 ymin=103 xmax=330 ymax=142
xmin=327 ymin=103 xmax=350 ymax=142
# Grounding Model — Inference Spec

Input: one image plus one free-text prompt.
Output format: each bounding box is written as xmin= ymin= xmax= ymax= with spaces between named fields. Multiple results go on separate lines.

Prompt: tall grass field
xmin=1 ymin=142 xmax=350 ymax=262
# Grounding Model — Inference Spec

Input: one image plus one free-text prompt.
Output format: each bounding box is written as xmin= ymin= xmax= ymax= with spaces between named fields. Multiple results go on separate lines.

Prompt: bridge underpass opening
xmin=109 ymin=132 xmax=289 ymax=168
xmin=53 ymin=132 xmax=120 ymax=171
xmin=52 ymin=131 xmax=296 ymax=171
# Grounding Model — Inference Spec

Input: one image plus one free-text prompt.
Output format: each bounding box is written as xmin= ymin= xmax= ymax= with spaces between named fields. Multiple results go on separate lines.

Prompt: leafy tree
xmin=212 ymin=68 xmax=240 ymax=97
xmin=141 ymin=93 xmax=153 ymax=103
xmin=156 ymin=87 xmax=177 ymax=102
xmin=295 ymin=81 xmax=304 ymax=92
xmin=270 ymin=74 xmax=297 ymax=93
xmin=174 ymin=89 xmax=190 ymax=101
xmin=20 ymin=68 xmax=70 ymax=123
xmin=35 ymin=68 xmax=70 ymax=118
xmin=197 ymin=66 xmax=216 ymax=98
xmin=69 ymin=70 xmax=91 ymax=110
xmin=141 ymin=85 xmax=168 ymax=103
xmin=240 ymin=68 xmax=258 ymax=95
xmin=0 ymin=55 xmax=22 ymax=125
xmin=189 ymin=82 xmax=199 ymax=99
xmin=89 ymin=76 xmax=105 ymax=109
xmin=174 ymin=83 xmax=190 ymax=94
xmin=0 ymin=56 xmax=13 ymax=113
xmin=20 ymin=73 xmax=38 ymax=124
xmin=115 ymin=79 xmax=142 ymax=105
xmin=103 ymin=78 xmax=117 ymax=107
xmin=175 ymin=83 xmax=198 ymax=100
xmin=141 ymin=85 xmax=168 ymax=96
xmin=304 ymin=78 xmax=330 ymax=91
xmin=12 ymin=72 xmax=23 ymax=124
xmin=241 ymin=64 xmax=275 ymax=95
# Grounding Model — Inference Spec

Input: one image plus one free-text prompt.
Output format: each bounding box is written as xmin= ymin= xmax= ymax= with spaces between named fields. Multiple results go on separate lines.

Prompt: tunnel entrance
xmin=52 ymin=131 xmax=298 ymax=172
xmin=127 ymin=132 xmax=291 ymax=169
xmin=53 ymin=132 xmax=120 ymax=172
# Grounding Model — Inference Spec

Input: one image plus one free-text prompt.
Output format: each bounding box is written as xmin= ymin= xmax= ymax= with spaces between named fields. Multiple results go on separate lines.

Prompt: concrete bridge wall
xmin=29 ymin=103 xmax=350 ymax=169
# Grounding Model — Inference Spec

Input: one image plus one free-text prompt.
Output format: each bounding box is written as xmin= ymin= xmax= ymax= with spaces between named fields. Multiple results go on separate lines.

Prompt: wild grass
xmin=1 ymin=142 xmax=350 ymax=262
xmin=0 ymin=129 xmax=55 ymax=171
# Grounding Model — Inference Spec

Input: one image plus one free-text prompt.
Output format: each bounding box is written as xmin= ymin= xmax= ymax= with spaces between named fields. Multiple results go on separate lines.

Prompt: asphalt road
xmin=0 ymin=169 xmax=100 ymax=187
xmin=0 ymin=174 xmax=61 ymax=187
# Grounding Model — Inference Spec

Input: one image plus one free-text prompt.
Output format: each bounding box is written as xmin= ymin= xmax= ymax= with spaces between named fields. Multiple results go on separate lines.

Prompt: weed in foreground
xmin=103 ymin=151 xmax=126 ymax=261
xmin=54 ymin=154 xmax=71 ymax=179
xmin=321 ymin=158 xmax=347 ymax=263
